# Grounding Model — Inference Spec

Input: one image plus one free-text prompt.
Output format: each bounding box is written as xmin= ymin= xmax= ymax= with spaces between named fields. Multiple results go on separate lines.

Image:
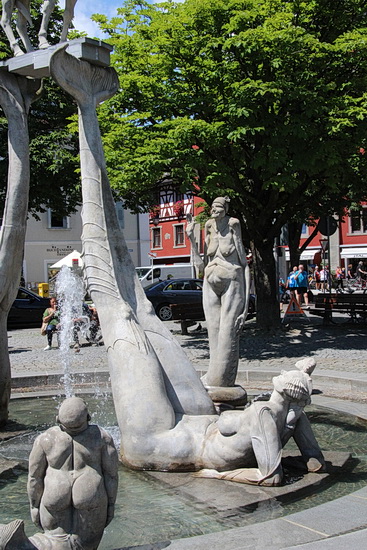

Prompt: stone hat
xmin=212 ymin=196 xmax=230 ymax=213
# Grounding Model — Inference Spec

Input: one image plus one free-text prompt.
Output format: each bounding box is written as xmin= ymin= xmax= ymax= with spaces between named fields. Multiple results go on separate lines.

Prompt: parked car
xmin=7 ymin=287 xmax=50 ymax=329
xmin=144 ymin=278 xmax=256 ymax=321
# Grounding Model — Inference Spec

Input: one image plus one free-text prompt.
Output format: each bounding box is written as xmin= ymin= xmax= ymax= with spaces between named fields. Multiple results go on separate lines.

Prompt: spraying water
xmin=55 ymin=266 xmax=86 ymax=397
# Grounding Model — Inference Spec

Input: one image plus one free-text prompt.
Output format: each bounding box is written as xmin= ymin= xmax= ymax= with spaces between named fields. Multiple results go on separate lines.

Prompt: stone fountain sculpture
xmin=186 ymin=197 xmax=251 ymax=405
xmin=0 ymin=21 xmax=326 ymax=548
xmin=48 ymin=47 xmax=325 ymax=479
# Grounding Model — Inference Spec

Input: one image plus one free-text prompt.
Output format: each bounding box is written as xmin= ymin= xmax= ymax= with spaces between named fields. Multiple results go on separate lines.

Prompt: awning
xmin=340 ymin=247 xmax=367 ymax=259
xmin=285 ymin=250 xmax=318 ymax=261
xmin=50 ymin=250 xmax=83 ymax=268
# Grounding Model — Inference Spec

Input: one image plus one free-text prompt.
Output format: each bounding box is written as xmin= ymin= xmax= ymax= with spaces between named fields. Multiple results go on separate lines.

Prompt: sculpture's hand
xmin=235 ymin=313 xmax=245 ymax=334
xmin=105 ymin=504 xmax=115 ymax=526
xmin=30 ymin=506 xmax=41 ymax=529
xmin=186 ymin=218 xmax=195 ymax=239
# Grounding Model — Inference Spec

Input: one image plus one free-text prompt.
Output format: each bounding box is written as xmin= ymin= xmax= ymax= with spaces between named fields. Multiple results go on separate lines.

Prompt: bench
xmin=170 ymin=303 xmax=205 ymax=335
xmin=309 ymin=293 xmax=367 ymax=324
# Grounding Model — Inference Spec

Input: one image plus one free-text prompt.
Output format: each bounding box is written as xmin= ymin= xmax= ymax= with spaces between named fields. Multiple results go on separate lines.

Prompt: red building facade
xmin=287 ymin=205 xmax=367 ymax=274
xmin=149 ymin=188 xmax=204 ymax=265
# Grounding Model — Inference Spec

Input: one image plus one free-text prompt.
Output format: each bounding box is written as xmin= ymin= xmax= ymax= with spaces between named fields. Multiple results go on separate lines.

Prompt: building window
xmin=152 ymin=227 xmax=162 ymax=249
xmin=174 ymin=224 xmax=185 ymax=247
xmin=47 ymin=209 xmax=69 ymax=229
xmin=350 ymin=209 xmax=367 ymax=234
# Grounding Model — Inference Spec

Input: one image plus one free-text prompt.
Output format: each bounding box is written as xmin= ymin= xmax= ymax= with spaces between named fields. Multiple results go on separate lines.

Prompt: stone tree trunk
xmin=0 ymin=72 xmax=41 ymax=426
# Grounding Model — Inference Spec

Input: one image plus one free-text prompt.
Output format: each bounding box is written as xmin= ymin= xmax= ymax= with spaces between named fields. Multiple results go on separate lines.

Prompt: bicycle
xmin=346 ymin=278 xmax=367 ymax=293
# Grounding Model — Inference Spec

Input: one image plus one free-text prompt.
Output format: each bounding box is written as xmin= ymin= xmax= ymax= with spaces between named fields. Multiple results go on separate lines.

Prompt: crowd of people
xmin=281 ymin=260 xmax=367 ymax=309
xmin=42 ymin=297 xmax=102 ymax=351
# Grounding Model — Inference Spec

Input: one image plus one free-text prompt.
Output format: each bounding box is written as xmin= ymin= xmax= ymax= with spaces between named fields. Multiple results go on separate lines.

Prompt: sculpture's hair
xmin=0 ymin=519 xmax=30 ymax=549
xmin=212 ymin=196 xmax=230 ymax=213
xmin=273 ymin=370 xmax=312 ymax=401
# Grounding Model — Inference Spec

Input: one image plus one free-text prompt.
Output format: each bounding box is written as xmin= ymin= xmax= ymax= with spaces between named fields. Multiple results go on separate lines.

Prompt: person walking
xmin=294 ymin=265 xmax=309 ymax=309
xmin=42 ymin=297 xmax=60 ymax=350
xmin=319 ymin=265 xmax=329 ymax=291
xmin=286 ymin=266 xmax=298 ymax=298
xmin=335 ymin=266 xmax=344 ymax=290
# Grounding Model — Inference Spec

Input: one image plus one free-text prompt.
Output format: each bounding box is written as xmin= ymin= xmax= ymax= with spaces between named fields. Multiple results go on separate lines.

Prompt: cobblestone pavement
xmin=7 ymin=313 xmax=367 ymax=377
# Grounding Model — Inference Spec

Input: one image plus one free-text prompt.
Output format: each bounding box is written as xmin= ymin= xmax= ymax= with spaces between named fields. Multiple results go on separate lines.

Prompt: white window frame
xmin=173 ymin=223 xmax=185 ymax=248
xmin=348 ymin=208 xmax=367 ymax=235
xmin=151 ymin=226 xmax=163 ymax=250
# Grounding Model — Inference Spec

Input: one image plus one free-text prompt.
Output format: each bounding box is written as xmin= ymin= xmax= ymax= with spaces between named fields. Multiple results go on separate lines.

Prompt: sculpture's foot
xmin=13 ymin=46 xmax=25 ymax=57
xmin=307 ymin=457 xmax=326 ymax=473
xmin=204 ymin=384 xmax=247 ymax=407
xmin=39 ymin=41 xmax=51 ymax=50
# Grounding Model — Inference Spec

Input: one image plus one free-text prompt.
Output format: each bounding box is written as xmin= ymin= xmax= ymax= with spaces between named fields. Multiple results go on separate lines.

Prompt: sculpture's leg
xmin=0 ymin=73 xmax=41 ymax=426
xmin=1 ymin=2 xmax=24 ymax=56
xmin=60 ymin=0 xmax=77 ymax=42
xmin=49 ymin=48 xmax=214 ymax=468
xmin=203 ymin=277 xmax=244 ymax=387
xmin=49 ymin=48 xmax=215 ymax=425
xmin=16 ymin=6 xmax=34 ymax=54
xmin=38 ymin=0 xmax=56 ymax=48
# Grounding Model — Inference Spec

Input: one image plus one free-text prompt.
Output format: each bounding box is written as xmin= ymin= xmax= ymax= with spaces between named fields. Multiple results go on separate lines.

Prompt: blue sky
xmin=60 ymin=1 xmax=184 ymax=39
xmin=59 ymin=1 xmax=123 ymax=39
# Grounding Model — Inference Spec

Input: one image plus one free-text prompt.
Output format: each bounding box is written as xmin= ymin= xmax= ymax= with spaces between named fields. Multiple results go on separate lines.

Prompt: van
xmin=136 ymin=264 xmax=195 ymax=287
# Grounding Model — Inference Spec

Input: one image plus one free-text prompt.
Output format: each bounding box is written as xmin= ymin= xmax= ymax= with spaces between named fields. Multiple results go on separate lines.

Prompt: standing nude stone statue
xmin=27 ymin=397 xmax=118 ymax=550
xmin=0 ymin=0 xmax=78 ymax=57
xmin=186 ymin=197 xmax=251 ymax=403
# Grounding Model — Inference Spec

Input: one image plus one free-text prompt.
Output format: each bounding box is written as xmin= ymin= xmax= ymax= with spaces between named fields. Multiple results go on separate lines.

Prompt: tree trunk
xmin=0 ymin=73 xmax=41 ymax=426
xmin=251 ymin=238 xmax=280 ymax=330
xmin=287 ymin=222 xmax=302 ymax=269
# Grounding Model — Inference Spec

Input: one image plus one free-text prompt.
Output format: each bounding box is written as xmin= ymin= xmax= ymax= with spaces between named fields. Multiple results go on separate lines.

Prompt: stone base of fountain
xmin=140 ymin=451 xmax=350 ymax=513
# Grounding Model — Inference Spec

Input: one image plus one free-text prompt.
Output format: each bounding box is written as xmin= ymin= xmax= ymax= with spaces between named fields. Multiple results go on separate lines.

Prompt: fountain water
xmin=55 ymin=265 xmax=87 ymax=396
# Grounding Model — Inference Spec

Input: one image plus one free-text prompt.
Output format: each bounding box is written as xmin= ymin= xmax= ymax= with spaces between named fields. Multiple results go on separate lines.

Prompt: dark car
xmin=144 ymin=278 xmax=256 ymax=321
xmin=7 ymin=287 xmax=50 ymax=329
xmin=144 ymin=279 xmax=204 ymax=321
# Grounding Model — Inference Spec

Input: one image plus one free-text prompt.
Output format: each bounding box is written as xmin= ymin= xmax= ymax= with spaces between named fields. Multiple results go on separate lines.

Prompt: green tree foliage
xmin=94 ymin=0 xmax=367 ymax=327
xmin=0 ymin=0 xmax=80 ymax=218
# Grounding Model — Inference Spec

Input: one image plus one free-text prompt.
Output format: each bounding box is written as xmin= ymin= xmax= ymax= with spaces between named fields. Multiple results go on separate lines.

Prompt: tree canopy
xmin=0 ymin=0 xmax=81 ymax=218
xmin=93 ymin=0 xmax=367 ymax=327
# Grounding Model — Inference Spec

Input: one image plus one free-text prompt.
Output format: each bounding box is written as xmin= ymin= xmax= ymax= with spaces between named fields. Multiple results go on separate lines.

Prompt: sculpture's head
xmin=211 ymin=196 xmax=230 ymax=218
xmin=272 ymin=370 xmax=312 ymax=407
xmin=57 ymin=397 xmax=91 ymax=435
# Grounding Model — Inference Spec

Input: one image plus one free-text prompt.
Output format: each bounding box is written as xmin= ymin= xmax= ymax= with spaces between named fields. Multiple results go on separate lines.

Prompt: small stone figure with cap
xmin=26 ymin=396 xmax=118 ymax=550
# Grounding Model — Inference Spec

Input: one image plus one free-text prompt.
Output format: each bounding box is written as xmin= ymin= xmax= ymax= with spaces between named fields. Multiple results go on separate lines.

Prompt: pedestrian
xmin=320 ymin=265 xmax=329 ymax=291
xmin=42 ymin=297 xmax=60 ymax=351
xmin=356 ymin=261 xmax=367 ymax=281
xmin=286 ymin=266 xmax=298 ymax=298
xmin=335 ymin=266 xmax=344 ymax=290
xmin=294 ymin=265 xmax=309 ymax=309
xmin=313 ymin=266 xmax=321 ymax=290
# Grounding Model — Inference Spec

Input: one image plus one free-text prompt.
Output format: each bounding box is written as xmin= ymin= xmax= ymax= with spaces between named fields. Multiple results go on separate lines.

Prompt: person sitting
xmin=42 ymin=297 xmax=60 ymax=351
